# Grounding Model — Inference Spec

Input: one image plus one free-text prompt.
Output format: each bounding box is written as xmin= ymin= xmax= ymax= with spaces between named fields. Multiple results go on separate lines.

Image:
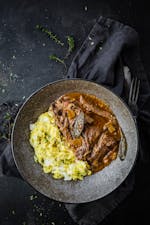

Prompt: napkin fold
xmin=0 ymin=16 xmax=150 ymax=225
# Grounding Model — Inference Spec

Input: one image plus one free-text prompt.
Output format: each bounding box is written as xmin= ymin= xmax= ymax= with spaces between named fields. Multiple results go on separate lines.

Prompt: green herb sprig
xmin=36 ymin=24 xmax=75 ymax=68
xmin=36 ymin=25 xmax=64 ymax=46
xmin=49 ymin=55 xmax=66 ymax=69
xmin=65 ymin=35 xmax=75 ymax=58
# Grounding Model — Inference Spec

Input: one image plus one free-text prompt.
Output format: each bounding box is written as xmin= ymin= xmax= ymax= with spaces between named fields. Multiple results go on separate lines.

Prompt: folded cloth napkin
xmin=0 ymin=16 xmax=150 ymax=225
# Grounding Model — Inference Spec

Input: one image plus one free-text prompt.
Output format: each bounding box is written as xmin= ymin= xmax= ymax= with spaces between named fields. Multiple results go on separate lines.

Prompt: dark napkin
xmin=0 ymin=102 xmax=21 ymax=177
xmin=0 ymin=16 xmax=150 ymax=225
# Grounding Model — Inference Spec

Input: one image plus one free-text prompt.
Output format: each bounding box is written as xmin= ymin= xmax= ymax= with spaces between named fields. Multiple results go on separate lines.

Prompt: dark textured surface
xmin=1 ymin=0 xmax=150 ymax=105
xmin=0 ymin=0 xmax=150 ymax=225
xmin=12 ymin=80 xmax=138 ymax=203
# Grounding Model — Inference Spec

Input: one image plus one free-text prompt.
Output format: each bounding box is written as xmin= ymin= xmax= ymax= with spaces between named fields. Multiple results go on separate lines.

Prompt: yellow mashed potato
xmin=29 ymin=111 xmax=91 ymax=180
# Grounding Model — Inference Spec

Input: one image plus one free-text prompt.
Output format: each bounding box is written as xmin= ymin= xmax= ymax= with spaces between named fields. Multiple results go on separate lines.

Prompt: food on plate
xmin=51 ymin=92 xmax=122 ymax=173
xmin=30 ymin=92 xmax=122 ymax=180
xmin=29 ymin=111 xmax=91 ymax=180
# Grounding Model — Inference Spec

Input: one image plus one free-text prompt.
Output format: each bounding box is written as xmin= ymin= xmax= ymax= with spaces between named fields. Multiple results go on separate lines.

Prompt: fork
xmin=128 ymin=77 xmax=140 ymax=119
xmin=119 ymin=77 xmax=140 ymax=160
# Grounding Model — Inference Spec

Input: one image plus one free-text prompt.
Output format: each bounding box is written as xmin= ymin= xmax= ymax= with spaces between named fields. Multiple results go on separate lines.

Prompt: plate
xmin=11 ymin=79 xmax=138 ymax=203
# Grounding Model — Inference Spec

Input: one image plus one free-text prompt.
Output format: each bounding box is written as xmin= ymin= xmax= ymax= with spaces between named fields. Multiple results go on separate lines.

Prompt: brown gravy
xmin=51 ymin=92 xmax=121 ymax=173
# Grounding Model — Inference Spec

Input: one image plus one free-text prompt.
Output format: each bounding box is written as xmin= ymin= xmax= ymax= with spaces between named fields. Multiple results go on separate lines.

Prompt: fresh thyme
xmin=36 ymin=25 xmax=64 ymax=46
xmin=67 ymin=36 xmax=75 ymax=54
xmin=64 ymin=36 xmax=75 ymax=58
xmin=49 ymin=55 xmax=66 ymax=69
xmin=36 ymin=25 xmax=75 ymax=68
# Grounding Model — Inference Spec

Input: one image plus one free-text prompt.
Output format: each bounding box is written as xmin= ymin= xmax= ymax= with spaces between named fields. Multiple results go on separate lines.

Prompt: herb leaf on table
xmin=36 ymin=24 xmax=75 ymax=68
xmin=65 ymin=36 xmax=75 ymax=58
xmin=49 ymin=55 xmax=66 ymax=69
xmin=36 ymin=25 xmax=64 ymax=46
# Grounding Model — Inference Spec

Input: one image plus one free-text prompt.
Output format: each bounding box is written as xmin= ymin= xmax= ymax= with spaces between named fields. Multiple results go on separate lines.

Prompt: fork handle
xmin=129 ymin=105 xmax=138 ymax=120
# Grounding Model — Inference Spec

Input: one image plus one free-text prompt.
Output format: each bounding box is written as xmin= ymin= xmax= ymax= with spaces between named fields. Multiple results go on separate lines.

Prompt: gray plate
xmin=11 ymin=79 xmax=138 ymax=203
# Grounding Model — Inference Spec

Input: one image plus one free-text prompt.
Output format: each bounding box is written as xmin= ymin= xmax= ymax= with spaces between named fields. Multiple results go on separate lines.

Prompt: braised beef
xmin=50 ymin=92 xmax=121 ymax=173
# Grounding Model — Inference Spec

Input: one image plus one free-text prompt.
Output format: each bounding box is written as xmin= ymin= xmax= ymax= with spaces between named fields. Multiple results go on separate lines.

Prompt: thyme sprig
xmin=66 ymin=35 xmax=75 ymax=55
xmin=36 ymin=25 xmax=64 ymax=46
xmin=36 ymin=24 xmax=75 ymax=68
xmin=49 ymin=55 xmax=66 ymax=69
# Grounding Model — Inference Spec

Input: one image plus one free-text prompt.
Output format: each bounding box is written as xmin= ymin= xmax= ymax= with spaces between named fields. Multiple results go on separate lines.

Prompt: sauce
xmin=51 ymin=92 xmax=121 ymax=173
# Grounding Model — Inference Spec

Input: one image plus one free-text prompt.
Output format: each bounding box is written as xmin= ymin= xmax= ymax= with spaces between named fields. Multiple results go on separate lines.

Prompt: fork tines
xmin=128 ymin=77 xmax=140 ymax=105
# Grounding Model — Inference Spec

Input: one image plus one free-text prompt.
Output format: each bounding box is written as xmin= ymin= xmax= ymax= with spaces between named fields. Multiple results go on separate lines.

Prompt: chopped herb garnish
xmin=49 ymin=55 xmax=66 ymax=69
xmin=36 ymin=25 xmax=64 ymax=46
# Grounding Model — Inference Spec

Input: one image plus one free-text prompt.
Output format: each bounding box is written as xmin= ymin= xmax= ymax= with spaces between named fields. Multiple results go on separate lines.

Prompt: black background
xmin=0 ymin=0 xmax=150 ymax=225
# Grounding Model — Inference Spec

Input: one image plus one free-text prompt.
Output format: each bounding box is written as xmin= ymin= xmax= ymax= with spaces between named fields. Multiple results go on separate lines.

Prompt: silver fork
xmin=119 ymin=77 xmax=140 ymax=160
xmin=128 ymin=77 xmax=140 ymax=119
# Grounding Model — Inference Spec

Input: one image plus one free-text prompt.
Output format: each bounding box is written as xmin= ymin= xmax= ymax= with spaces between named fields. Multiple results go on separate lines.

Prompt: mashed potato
xmin=29 ymin=111 xmax=91 ymax=180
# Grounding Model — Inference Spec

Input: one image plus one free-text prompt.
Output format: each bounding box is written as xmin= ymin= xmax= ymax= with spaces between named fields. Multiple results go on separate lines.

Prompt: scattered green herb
xmin=1 ymin=109 xmax=12 ymax=141
xmin=67 ymin=36 xmax=75 ymax=54
xmin=36 ymin=25 xmax=64 ymax=46
xmin=49 ymin=55 xmax=66 ymax=69
xmin=3 ymin=112 xmax=11 ymax=121
xmin=65 ymin=36 xmax=75 ymax=58
xmin=30 ymin=195 xmax=38 ymax=201
xmin=36 ymin=25 xmax=76 ymax=69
